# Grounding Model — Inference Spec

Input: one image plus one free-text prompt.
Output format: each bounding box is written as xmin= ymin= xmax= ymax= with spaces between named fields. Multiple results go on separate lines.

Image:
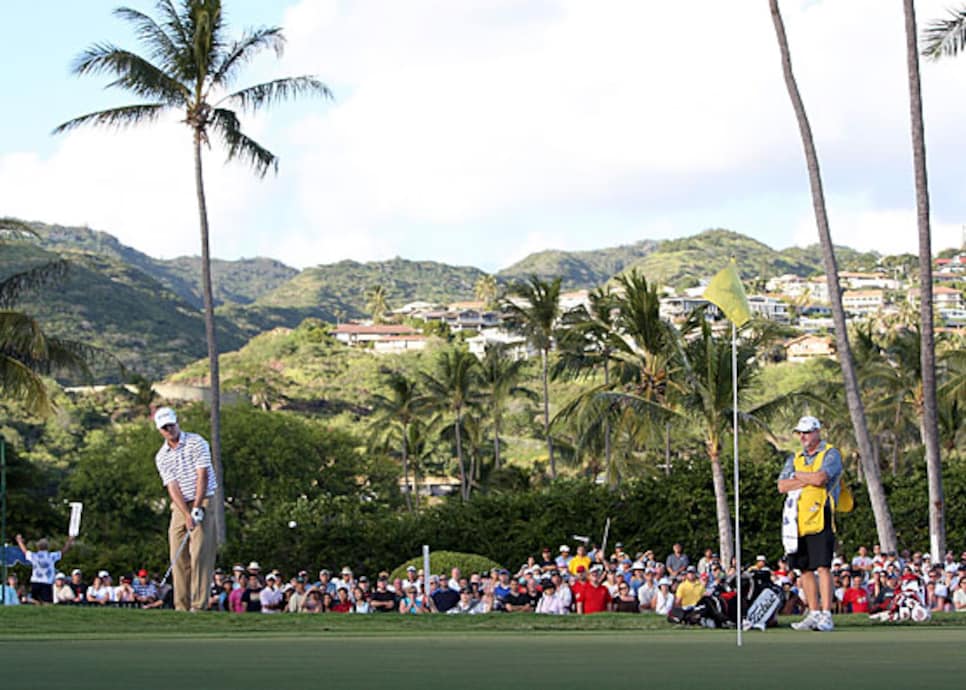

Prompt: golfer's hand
xmin=191 ymin=507 xmax=205 ymax=524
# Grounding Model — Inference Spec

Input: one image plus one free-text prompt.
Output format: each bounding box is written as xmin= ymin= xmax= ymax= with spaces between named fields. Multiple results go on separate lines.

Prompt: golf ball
xmin=288 ymin=520 xmax=297 ymax=528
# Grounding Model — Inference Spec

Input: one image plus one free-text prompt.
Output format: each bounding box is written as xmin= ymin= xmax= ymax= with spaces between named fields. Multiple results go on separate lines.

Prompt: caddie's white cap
xmin=793 ymin=415 xmax=821 ymax=433
xmin=154 ymin=407 xmax=178 ymax=429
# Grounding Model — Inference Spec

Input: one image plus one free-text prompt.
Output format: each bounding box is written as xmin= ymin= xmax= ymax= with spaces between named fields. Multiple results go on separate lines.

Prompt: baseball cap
xmin=154 ymin=407 xmax=177 ymax=429
xmin=406 ymin=565 xmax=417 ymax=572
xmin=756 ymin=555 xmax=767 ymax=562
xmin=232 ymin=564 xmax=245 ymax=572
xmin=686 ymin=565 xmax=696 ymax=573
xmin=341 ymin=567 xmax=353 ymax=575
xmin=793 ymin=415 xmax=821 ymax=433
xmin=265 ymin=573 xmax=277 ymax=581
xmin=658 ymin=577 xmax=671 ymax=586
xmin=55 ymin=572 xmax=66 ymax=580
xmin=590 ymin=564 xmax=604 ymax=574
xmin=560 ymin=545 xmax=570 ymax=552
xmin=631 ymin=561 xmax=645 ymax=570
xmin=247 ymin=561 xmax=261 ymax=571
xmin=98 ymin=570 xmax=110 ymax=578
xmin=71 ymin=569 xmax=82 ymax=576
xmin=576 ymin=565 xmax=587 ymax=573
xmin=137 ymin=569 xmax=148 ymax=578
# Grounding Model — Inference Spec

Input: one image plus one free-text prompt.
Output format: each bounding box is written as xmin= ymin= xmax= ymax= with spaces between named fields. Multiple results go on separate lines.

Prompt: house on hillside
xmin=839 ymin=271 xmax=899 ymax=290
xmin=466 ymin=329 xmax=530 ymax=360
xmin=748 ymin=295 xmax=790 ymax=323
xmin=784 ymin=334 xmax=836 ymax=363
xmin=842 ymin=289 xmax=886 ymax=316
xmin=372 ymin=335 xmax=429 ymax=354
xmin=332 ymin=323 xmax=422 ymax=346
xmin=906 ymin=285 xmax=965 ymax=311
xmin=659 ymin=296 xmax=714 ymax=322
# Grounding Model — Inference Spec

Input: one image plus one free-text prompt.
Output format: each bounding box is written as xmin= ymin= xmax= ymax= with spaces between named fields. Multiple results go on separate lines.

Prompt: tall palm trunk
xmin=542 ymin=348 xmax=555 ymax=478
xmin=709 ymin=444 xmax=734 ymax=566
xmin=769 ymin=0 xmax=897 ymax=552
xmin=604 ymin=356 xmax=614 ymax=490
xmin=194 ymin=131 xmax=225 ymax=546
xmin=401 ymin=429 xmax=412 ymax=513
xmin=903 ymin=0 xmax=945 ymax=560
xmin=493 ymin=413 xmax=502 ymax=471
xmin=455 ymin=406 xmax=467 ymax=501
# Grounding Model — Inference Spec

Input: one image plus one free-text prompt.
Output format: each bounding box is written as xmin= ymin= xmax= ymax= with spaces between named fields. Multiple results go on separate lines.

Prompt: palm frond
xmin=113 ymin=6 xmax=182 ymax=74
xmin=0 ymin=354 xmax=53 ymax=417
xmin=921 ymin=9 xmax=966 ymax=59
xmin=69 ymin=44 xmax=189 ymax=104
xmin=52 ymin=103 xmax=168 ymax=135
xmin=42 ymin=337 xmax=97 ymax=381
xmin=210 ymin=108 xmax=277 ymax=176
xmin=0 ymin=310 xmax=49 ymax=362
xmin=211 ymin=27 xmax=285 ymax=87
xmin=220 ymin=76 xmax=333 ymax=114
xmin=0 ymin=260 xmax=70 ymax=308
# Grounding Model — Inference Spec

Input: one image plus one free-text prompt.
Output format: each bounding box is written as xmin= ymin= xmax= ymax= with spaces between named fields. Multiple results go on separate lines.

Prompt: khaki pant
xmin=168 ymin=498 xmax=216 ymax=611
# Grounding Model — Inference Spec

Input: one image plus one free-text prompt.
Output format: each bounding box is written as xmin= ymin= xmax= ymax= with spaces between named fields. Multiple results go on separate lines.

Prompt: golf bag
xmin=870 ymin=576 xmax=931 ymax=623
xmin=724 ymin=569 xmax=785 ymax=630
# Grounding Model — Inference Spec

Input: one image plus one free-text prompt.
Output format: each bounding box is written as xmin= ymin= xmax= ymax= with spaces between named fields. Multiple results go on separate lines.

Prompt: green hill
xmin=33 ymin=221 xmax=297 ymax=307
xmin=497 ymin=240 xmax=659 ymax=289
xmin=0 ymin=241 xmax=247 ymax=381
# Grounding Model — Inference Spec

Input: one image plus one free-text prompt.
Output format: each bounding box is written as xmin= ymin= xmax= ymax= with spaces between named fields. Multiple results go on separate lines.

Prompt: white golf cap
xmin=55 ymin=572 xmax=66 ymax=580
xmin=154 ymin=407 xmax=178 ymax=429
xmin=98 ymin=570 xmax=110 ymax=578
xmin=793 ymin=415 xmax=821 ymax=433
xmin=559 ymin=545 xmax=570 ymax=552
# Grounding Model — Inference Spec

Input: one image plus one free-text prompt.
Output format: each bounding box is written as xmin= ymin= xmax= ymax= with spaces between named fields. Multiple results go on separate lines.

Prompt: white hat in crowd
xmin=793 ymin=415 xmax=821 ymax=433
xmin=154 ymin=407 xmax=178 ymax=429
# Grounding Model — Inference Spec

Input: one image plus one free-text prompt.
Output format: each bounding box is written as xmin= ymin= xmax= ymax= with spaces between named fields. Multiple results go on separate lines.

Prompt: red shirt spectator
xmin=842 ymin=581 xmax=870 ymax=613
xmin=577 ymin=568 xmax=611 ymax=614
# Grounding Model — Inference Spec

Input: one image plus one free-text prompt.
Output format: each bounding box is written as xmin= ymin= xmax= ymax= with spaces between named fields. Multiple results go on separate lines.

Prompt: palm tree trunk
xmin=542 ymin=347 xmax=555 ymax=479
xmin=493 ymin=414 xmax=502 ymax=471
xmin=709 ymin=447 xmax=734 ymax=566
xmin=401 ymin=428 xmax=412 ymax=513
xmin=770 ymin=0 xmax=897 ymax=552
xmin=455 ymin=408 xmax=467 ymax=501
xmin=194 ymin=131 xmax=225 ymax=547
xmin=903 ymin=0 xmax=945 ymax=560
xmin=604 ymin=356 xmax=613 ymax=490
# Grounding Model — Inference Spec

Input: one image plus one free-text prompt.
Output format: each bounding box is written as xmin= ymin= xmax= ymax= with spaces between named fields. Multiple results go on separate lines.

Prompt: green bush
xmin=390 ymin=551 xmax=502 ymax=580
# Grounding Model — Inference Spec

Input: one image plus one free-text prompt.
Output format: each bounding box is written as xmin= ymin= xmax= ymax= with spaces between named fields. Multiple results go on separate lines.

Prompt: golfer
xmin=777 ymin=415 xmax=842 ymax=632
xmin=154 ymin=407 xmax=217 ymax=611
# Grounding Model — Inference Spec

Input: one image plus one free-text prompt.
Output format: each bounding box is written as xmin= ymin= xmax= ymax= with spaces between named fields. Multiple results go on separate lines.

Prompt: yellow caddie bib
xmin=794 ymin=446 xmax=836 ymax=536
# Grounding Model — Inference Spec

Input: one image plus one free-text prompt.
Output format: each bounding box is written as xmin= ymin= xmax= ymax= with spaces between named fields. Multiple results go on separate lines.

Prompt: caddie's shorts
xmin=788 ymin=503 xmax=834 ymax=572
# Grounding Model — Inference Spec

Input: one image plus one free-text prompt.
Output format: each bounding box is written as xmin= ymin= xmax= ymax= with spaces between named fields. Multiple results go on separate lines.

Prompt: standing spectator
xmin=665 ymin=543 xmax=689 ymax=578
xmin=568 ymin=545 xmax=591 ymax=576
xmin=14 ymin=533 xmax=73 ymax=604
xmin=68 ymin=569 xmax=87 ymax=601
xmin=538 ymin=547 xmax=555 ymax=572
xmin=315 ymin=569 xmax=334 ymax=595
xmin=447 ymin=567 xmax=462 ymax=592
xmin=555 ymin=545 xmax=571 ymax=570
xmin=637 ymin=569 xmax=658 ymax=613
xmin=697 ymin=549 xmax=715 ymax=576
xmin=152 ymin=407 xmax=217 ymax=612
xmin=242 ymin=573 xmax=263 ymax=612
xmin=259 ymin=573 xmax=284 ymax=613
xmin=403 ymin=566 xmax=422 ymax=594
xmin=674 ymin=566 xmax=705 ymax=608
xmin=778 ymin=415 xmax=842 ymax=632
xmin=576 ymin=565 xmax=611 ymax=614
xmin=287 ymin=578 xmax=308 ymax=613
xmin=654 ymin=578 xmax=674 ymax=616
xmin=852 ymin=546 xmax=874 ymax=575
xmin=52 ymin=573 xmax=75 ymax=604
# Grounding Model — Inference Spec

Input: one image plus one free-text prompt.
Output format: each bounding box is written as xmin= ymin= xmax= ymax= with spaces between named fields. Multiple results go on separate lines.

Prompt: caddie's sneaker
xmin=791 ymin=610 xmax=820 ymax=630
xmin=815 ymin=611 xmax=834 ymax=632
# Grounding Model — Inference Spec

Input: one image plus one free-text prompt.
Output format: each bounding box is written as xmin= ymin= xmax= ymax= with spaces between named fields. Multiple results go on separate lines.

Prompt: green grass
xmin=2 ymin=609 xmax=966 ymax=689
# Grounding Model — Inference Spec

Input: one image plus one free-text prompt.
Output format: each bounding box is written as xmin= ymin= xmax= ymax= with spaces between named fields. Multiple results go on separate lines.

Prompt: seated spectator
xmin=504 ymin=579 xmax=534 ymax=613
xmin=85 ymin=574 xmax=112 ymax=605
xmin=555 ymin=545 xmax=571 ymax=570
xmin=369 ymin=576 xmax=397 ymax=613
xmin=752 ymin=555 xmax=768 ymax=570
xmin=431 ymin=578 xmax=459 ymax=613
xmin=446 ymin=588 xmax=477 ymax=614
xmin=613 ymin=580 xmax=638 ymax=613
xmin=697 ymin=549 xmax=715 ymax=576
xmin=3 ymin=574 xmax=22 ymax=605
xmin=114 ymin=575 xmax=137 ymax=604
xmin=320 ymin=592 xmax=334 ymax=612
xmin=302 ymin=590 xmax=323 ymax=613
xmin=52 ymin=573 xmax=75 ymax=604
xmin=493 ymin=570 xmax=513 ymax=606
xmin=132 ymin=570 xmax=160 ymax=609
xmin=551 ymin=571 xmax=572 ymax=613
xmin=471 ymin=591 xmax=494 ymax=614
xmin=229 ymin=574 xmax=248 ymax=612
xmin=637 ymin=569 xmax=657 ymax=613
xmin=68 ymin=569 xmax=87 ymax=601
xmin=351 ymin=586 xmax=370 ymax=613
xmin=403 ymin=566 xmax=422 ymax=594
xmin=535 ymin=580 xmax=564 ymax=614
xmin=654 ymin=578 xmax=674 ymax=616
xmin=330 ymin=586 xmax=352 ymax=613
xmin=674 ymin=566 xmax=705 ymax=608
xmin=286 ymin=578 xmax=308 ymax=613
xmin=952 ymin=578 xmax=966 ymax=612
xmin=399 ymin=583 xmax=425 ymax=614
xmin=841 ymin=576 xmax=870 ymax=613
xmin=242 ymin=573 xmax=263 ymax=613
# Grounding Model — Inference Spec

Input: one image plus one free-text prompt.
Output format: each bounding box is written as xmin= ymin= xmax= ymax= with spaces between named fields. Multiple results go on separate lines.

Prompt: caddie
xmin=777 ymin=415 xmax=842 ymax=632
xmin=153 ymin=407 xmax=217 ymax=611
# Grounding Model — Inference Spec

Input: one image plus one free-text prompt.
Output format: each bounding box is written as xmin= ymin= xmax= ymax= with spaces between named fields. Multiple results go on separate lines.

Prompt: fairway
xmin=3 ymin=623 xmax=966 ymax=689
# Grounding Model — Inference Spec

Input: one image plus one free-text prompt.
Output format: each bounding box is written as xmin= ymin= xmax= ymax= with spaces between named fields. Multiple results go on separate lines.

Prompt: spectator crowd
xmin=5 ymin=539 xmax=966 ymax=616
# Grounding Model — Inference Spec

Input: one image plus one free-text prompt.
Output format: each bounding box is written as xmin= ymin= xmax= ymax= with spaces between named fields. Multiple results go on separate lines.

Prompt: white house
xmin=332 ymin=323 xmax=422 ymax=345
xmin=842 ymin=289 xmax=886 ymax=316
xmin=748 ymin=295 xmax=790 ymax=323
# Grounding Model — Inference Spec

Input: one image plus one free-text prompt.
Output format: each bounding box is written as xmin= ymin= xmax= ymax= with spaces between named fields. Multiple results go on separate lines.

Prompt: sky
xmin=2 ymin=0 xmax=965 ymax=273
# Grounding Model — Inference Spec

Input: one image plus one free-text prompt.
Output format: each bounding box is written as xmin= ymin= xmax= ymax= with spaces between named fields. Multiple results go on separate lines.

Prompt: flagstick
xmin=732 ymin=320 xmax=742 ymax=647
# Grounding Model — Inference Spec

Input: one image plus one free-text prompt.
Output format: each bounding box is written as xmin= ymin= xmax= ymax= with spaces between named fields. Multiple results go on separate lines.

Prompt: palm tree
xmin=474 ymin=274 xmax=499 ymax=309
xmin=420 ymin=346 xmax=483 ymax=501
xmin=769 ymin=0 xmax=897 ymax=552
xmin=365 ymin=285 xmax=391 ymax=324
xmin=1 ymin=220 xmax=94 ymax=416
xmin=504 ymin=275 xmax=562 ymax=478
xmin=911 ymin=0 xmax=954 ymax=560
xmin=368 ymin=369 xmax=421 ymax=512
xmin=479 ymin=342 xmax=537 ymax=471
xmin=55 ymin=0 xmax=333 ymax=544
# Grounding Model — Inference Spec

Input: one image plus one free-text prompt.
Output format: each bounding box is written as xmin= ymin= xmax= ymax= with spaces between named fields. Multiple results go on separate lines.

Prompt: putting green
xmin=3 ymin=628 xmax=965 ymax=689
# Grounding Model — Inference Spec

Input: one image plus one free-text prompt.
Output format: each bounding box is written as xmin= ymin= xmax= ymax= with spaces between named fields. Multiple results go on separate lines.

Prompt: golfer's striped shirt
xmin=155 ymin=431 xmax=217 ymax=501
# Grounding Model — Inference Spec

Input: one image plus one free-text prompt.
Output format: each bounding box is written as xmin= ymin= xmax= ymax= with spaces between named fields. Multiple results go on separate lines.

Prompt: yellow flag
xmin=704 ymin=262 xmax=751 ymax=327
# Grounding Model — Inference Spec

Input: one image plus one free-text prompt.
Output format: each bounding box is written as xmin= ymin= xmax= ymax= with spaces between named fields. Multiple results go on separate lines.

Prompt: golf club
xmin=159 ymin=528 xmax=192 ymax=588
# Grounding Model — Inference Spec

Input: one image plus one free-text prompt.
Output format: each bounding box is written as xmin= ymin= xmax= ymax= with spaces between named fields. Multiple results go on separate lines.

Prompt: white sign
xmin=68 ymin=502 xmax=83 ymax=538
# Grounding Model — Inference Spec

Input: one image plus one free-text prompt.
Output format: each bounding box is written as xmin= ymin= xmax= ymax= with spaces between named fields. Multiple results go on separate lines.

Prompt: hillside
xmin=0 ymin=241 xmax=247 ymax=381
xmin=33 ymin=222 xmax=296 ymax=307
xmin=498 ymin=240 xmax=659 ymax=289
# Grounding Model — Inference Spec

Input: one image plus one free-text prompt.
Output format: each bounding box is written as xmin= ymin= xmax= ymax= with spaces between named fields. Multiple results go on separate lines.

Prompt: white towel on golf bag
xmin=782 ymin=490 xmax=801 ymax=554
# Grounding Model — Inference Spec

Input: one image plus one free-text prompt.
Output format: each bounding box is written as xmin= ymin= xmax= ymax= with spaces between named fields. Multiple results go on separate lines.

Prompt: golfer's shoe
xmin=815 ymin=611 xmax=834 ymax=632
xmin=790 ymin=610 xmax=821 ymax=631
